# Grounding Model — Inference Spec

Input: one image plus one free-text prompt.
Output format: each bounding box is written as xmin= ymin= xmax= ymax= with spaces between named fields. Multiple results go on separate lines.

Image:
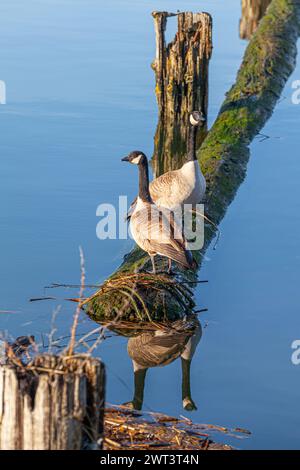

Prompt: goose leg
xmin=132 ymin=368 xmax=147 ymax=410
xmin=150 ymin=254 xmax=156 ymax=274
xmin=181 ymin=357 xmax=197 ymax=411
xmin=122 ymin=367 xmax=147 ymax=411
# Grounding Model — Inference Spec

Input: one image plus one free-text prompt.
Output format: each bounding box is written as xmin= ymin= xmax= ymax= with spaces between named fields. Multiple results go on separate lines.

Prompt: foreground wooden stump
xmin=240 ymin=0 xmax=272 ymax=39
xmin=0 ymin=355 xmax=105 ymax=450
xmin=152 ymin=11 xmax=212 ymax=174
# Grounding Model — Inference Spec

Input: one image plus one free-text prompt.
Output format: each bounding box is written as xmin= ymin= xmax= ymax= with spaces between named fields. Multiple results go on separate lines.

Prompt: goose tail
xmin=150 ymin=242 xmax=198 ymax=271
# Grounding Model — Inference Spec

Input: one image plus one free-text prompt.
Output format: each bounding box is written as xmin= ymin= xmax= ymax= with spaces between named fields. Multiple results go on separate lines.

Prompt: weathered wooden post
xmin=152 ymin=11 xmax=212 ymax=175
xmin=0 ymin=354 xmax=105 ymax=450
xmin=240 ymin=0 xmax=271 ymax=39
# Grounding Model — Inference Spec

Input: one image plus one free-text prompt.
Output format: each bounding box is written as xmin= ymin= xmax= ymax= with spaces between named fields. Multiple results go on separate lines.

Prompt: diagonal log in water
xmin=87 ymin=0 xmax=300 ymax=323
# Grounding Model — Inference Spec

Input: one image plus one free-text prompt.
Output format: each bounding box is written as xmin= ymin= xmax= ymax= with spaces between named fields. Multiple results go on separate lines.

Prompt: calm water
xmin=0 ymin=0 xmax=299 ymax=450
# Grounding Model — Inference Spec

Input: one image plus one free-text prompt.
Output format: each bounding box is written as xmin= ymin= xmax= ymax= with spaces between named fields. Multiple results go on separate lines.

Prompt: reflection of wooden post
xmin=0 ymin=355 xmax=105 ymax=450
xmin=240 ymin=0 xmax=271 ymax=39
xmin=152 ymin=11 xmax=212 ymax=175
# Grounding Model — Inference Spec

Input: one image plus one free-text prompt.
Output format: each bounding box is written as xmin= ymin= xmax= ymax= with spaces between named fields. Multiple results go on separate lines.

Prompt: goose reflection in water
xmin=124 ymin=316 xmax=202 ymax=411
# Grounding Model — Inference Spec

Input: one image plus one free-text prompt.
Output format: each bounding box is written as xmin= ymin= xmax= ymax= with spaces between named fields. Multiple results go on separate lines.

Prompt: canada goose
xmin=122 ymin=151 xmax=197 ymax=273
xmin=125 ymin=317 xmax=202 ymax=411
xmin=127 ymin=111 xmax=206 ymax=219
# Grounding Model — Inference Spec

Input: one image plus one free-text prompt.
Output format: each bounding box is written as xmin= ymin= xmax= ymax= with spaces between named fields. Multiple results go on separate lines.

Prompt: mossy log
xmin=240 ymin=0 xmax=272 ymax=39
xmin=87 ymin=0 xmax=300 ymax=323
xmin=200 ymin=0 xmax=300 ymax=235
xmin=152 ymin=11 xmax=212 ymax=174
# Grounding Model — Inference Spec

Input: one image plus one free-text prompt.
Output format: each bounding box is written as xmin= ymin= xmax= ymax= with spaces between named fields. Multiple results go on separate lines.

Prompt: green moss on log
xmin=201 ymin=0 xmax=300 ymax=188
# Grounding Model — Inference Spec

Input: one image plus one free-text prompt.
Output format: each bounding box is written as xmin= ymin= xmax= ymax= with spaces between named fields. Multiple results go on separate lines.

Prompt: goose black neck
xmin=138 ymin=159 xmax=152 ymax=203
xmin=181 ymin=357 xmax=192 ymax=400
xmin=187 ymin=123 xmax=198 ymax=162
xmin=133 ymin=368 xmax=147 ymax=410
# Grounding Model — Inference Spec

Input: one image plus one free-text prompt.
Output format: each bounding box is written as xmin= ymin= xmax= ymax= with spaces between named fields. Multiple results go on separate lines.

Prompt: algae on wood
xmin=87 ymin=0 xmax=300 ymax=323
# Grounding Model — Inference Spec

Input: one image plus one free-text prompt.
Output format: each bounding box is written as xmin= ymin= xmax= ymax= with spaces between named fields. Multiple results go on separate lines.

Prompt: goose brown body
xmin=127 ymin=111 xmax=206 ymax=220
xmin=123 ymin=151 xmax=196 ymax=272
xmin=149 ymin=161 xmax=206 ymax=211
xmin=127 ymin=318 xmax=201 ymax=369
xmin=130 ymin=197 xmax=196 ymax=270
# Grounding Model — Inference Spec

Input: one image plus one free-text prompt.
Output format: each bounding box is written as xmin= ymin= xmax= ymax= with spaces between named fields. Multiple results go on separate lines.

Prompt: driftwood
xmin=104 ymin=406 xmax=239 ymax=450
xmin=152 ymin=11 xmax=212 ymax=174
xmin=240 ymin=0 xmax=272 ymax=39
xmin=0 ymin=355 xmax=105 ymax=450
xmin=87 ymin=0 xmax=300 ymax=323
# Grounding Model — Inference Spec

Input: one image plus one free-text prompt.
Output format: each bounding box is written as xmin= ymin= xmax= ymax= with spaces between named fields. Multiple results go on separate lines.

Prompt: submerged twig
xmin=29 ymin=297 xmax=56 ymax=302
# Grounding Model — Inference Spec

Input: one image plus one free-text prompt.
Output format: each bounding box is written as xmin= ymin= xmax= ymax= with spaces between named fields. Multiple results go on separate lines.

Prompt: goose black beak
xmin=122 ymin=156 xmax=130 ymax=162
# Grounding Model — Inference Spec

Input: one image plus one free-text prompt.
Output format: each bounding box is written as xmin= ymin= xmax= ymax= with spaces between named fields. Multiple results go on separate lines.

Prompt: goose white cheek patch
xmin=131 ymin=155 xmax=143 ymax=164
xmin=190 ymin=115 xmax=199 ymax=126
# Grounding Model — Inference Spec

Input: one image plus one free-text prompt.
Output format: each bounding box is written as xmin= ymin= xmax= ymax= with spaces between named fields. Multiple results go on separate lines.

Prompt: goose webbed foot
xmin=121 ymin=401 xmax=143 ymax=413
xmin=122 ymin=400 xmax=143 ymax=411
xmin=141 ymin=255 xmax=176 ymax=276
xmin=182 ymin=397 xmax=197 ymax=411
xmin=122 ymin=400 xmax=135 ymax=409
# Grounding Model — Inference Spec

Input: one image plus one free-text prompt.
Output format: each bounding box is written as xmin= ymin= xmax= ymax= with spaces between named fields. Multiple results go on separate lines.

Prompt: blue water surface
xmin=0 ymin=0 xmax=299 ymax=450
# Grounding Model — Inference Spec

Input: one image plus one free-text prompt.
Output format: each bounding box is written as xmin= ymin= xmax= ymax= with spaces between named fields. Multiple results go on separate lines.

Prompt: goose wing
xmin=127 ymin=170 xmax=184 ymax=220
xmin=131 ymin=204 xmax=195 ymax=269
xmin=128 ymin=330 xmax=190 ymax=368
xmin=149 ymin=170 xmax=184 ymax=208
xmin=147 ymin=206 xmax=194 ymax=269
xmin=126 ymin=196 xmax=137 ymax=222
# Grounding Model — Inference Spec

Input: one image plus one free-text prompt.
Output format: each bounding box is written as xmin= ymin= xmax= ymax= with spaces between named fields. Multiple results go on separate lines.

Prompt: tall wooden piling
xmin=152 ymin=11 xmax=212 ymax=175
xmin=0 ymin=354 xmax=105 ymax=450
xmin=240 ymin=0 xmax=271 ymax=39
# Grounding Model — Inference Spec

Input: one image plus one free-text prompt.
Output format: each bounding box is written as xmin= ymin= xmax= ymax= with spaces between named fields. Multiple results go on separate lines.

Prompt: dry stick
xmin=73 ymin=276 xmax=141 ymax=353
xmin=67 ymin=246 xmax=85 ymax=355
xmin=73 ymin=325 xmax=104 ymax=350
xmin=189 ymin=208 xmax=221 ymax=250
xmin=29 ymin=297 xmax=56 ymax=302
xmin=46 ymin=283 xmax=103 ymax=289
xmin=193 ymin=308 xmax=208 ymax=314
xmin=0 ymin=310 xmax=20 ymax=314
xmin=47 ymin=306 xmax=61 ymax=354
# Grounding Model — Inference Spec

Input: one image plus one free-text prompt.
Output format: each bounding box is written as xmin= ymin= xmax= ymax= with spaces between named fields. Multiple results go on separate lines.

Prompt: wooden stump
xmin=151 ymin=11 xmax=212 ymax=175
xmin=0 ymin=355 xmax=105 ymax=450
xmin=240 ymin=0 xmax=271 ymax=39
